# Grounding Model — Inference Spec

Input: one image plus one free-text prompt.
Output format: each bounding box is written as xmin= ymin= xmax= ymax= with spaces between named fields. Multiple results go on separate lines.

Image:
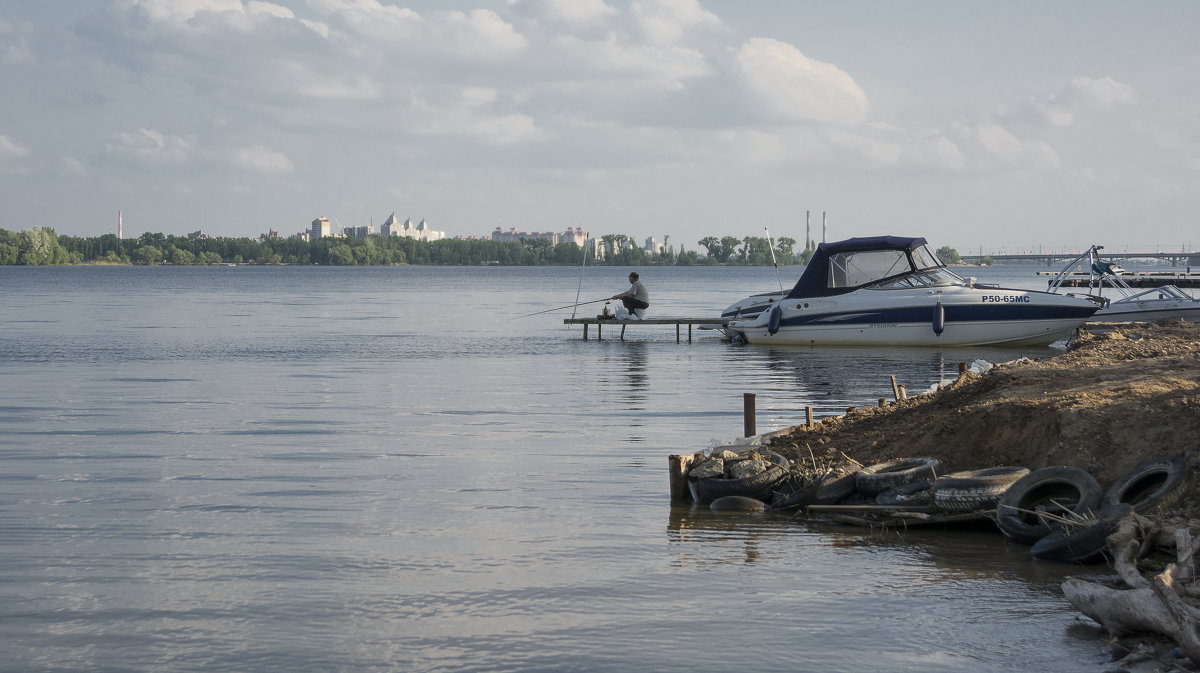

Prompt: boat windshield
xmin=826 ymin=244 xmax=955 ymax=289
xmin=911 ymin=245 xmax=944 ymax=270
xmin=827 ymin=249 xmax=912 ymax=289
xmin=871 ymin=267 xmax=965 ymax=289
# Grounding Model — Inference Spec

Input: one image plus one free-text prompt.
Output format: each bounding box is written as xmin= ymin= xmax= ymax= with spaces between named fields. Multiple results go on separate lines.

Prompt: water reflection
xmin=666 ymin=501 xmax=1083 ymax=594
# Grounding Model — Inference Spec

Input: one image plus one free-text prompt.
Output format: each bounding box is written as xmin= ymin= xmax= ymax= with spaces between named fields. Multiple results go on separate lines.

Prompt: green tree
xmin=936 ymin=246 xmax=963 ymax=264
xmin=132 ymin=245 xmax=162 ymax=265
xmin=697 ymin=236 xmax=721 ymax=260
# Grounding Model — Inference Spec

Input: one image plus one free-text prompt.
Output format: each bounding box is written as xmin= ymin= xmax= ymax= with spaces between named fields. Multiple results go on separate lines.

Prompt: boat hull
xmin=727 ymin=287 xmax=1097 ymax=347
xmin=1089 ymin=300 xmax=1200 ymax=324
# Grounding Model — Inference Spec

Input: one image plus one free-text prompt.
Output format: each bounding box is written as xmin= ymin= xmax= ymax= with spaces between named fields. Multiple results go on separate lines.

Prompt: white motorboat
xmin=724 ymin=236 xmax=1101 ymax=347
xmin=1047 ymin=245 xmax=1200 ymax=324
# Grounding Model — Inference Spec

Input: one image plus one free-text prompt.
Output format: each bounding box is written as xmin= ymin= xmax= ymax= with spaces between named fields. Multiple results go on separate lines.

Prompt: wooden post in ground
xmin=878 ymin=397 xmax=887 ymax=407
xmin=958 ymin=362 xmax=968 ymax=379
xmin=668 ymin=452 xmax=702 ymax=501
xmin=890 ymin=375 xmax=901 ymax=400
xmin=898 ymin=384 xmax=907 ymax=400
xmin=805 ymin=406 xmax=814 ymax=428
xmin=743 ymin=393 xmax=756 ymax=437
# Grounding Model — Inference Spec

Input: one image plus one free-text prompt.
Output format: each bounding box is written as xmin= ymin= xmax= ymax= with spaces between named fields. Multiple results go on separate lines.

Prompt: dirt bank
xmin=767 ymin=320 xmax=1200 ymax=496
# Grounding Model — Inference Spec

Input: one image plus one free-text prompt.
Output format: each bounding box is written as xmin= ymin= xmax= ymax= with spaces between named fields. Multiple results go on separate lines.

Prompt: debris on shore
xmin=669 ymin=320 xmax=1200 ymax=672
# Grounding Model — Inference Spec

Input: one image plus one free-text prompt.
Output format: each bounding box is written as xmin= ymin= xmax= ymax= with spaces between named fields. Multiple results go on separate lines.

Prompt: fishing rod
xmin=570 ymin=236 xmax=589 ymax=322
xmin=513 ymin=297 xmax=611 ymax=319
xmin=764 ymin=226 xmax=784 ymax=292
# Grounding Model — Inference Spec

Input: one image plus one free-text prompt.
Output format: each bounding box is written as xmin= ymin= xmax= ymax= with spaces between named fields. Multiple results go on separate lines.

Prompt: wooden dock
xmin=563 ymin=317 xmax=730 ymax=342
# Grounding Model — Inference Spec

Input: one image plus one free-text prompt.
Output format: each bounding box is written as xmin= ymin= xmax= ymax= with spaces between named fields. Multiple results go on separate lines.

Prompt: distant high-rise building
xmin=311 ymin=217 xmax=332 ymax=239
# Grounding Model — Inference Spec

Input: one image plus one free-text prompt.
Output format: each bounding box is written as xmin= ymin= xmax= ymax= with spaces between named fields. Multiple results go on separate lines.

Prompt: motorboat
xmin=724 ymin=236 xmax=1100 ymax=347
xmin=1047 ymin=245 xmax=1200 ymax=324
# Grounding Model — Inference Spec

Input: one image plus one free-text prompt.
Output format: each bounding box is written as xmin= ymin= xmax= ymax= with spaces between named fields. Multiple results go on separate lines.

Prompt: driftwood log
xmin=1061 ymin=513 xmax=1200 ymax=666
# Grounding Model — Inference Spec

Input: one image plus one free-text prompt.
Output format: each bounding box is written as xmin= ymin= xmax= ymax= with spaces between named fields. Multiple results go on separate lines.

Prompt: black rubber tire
xmin=1102 ymin=456 xmax=1193 ymax=514
xmin=995 ymin=466 xmax=1103 ymax=545
xmin=931 ymin=466 xmax=1030 ymax=512
xmin=875 ymin=479 xmax=935 ymax=506
xmin=856 ymin=457 xmax=941 ymax=496
xmin=1031 ymin=504 xmax=1132 ymax=564
xmin=771 ymin=471 xmax=861 ymax=510
xmin=693 ymin=464 xmax=787 ymax=504
xmin=710 ymin=495 xmax=767 ymax=513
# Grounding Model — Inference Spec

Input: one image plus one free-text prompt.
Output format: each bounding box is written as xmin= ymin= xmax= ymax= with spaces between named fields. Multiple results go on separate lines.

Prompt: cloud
xmin=61 ymin=157 xmax=88 ymax=176
xmin=540 ymin=0 xmax=617 ymax=27
xmin=232 ymin=145 xmax=293 ymax=173
xmin=967 ymin=123 xmax=1059 ymax=169
xmin=0 ymin=18 xmax=36 ymax=64
xmin=0 ymin=135 xmax=31 ymax=159
xmin=734 ymin=37 xmax=869 ymax=125
xmin=632 ymin=0 xmax=719 ymax=45
xmin=104 ymin=128 xmax=196 ymax=164
xmin=1020 ymin=76 xmax=1137 ymax=127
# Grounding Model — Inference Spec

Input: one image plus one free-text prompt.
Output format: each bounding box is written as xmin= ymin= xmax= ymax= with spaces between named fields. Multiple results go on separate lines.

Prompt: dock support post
xmin=743 ymin=393 xmax=756 ymax=437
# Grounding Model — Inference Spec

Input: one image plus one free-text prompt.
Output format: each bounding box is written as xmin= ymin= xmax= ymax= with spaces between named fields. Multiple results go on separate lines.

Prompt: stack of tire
xmin=995 ymin=456 xmax=1193 ymax=563
xmin=690 ymin=450 xmax=791 ymax=509
xmin=777 ymin=455 xmax=1193 ymax=565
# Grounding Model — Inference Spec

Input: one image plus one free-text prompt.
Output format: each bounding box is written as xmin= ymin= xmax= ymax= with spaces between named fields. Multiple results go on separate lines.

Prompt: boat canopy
xmin=785 ymin=236 xmax=945 ymax=299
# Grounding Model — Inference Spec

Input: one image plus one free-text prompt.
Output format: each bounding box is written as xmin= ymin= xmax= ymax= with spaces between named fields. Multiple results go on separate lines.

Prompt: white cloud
xmin=541 ymin=0 xmax=616 ymax=26
xmin=969 ymin=123 xmax=1059 ymax=169
xmin=632 ymin=0 xmax=719 ymax=45
xmin=734 ymin=38 xmax=868 ymax=125
xmin=117 ymin=0 xmax=295 ymax=25
xmin=232 ymin=145 xmax=293 ymax=173
xmin=0 ymin=18 xmax=36 ymax=65
xmin=1020 ymin=76 xmax=1137 ymax=127
xmin=104 ymin=128 xmax=196 ymax=164
xmin=0 ymin=135 xmax=31 ymax=159
xmin=61 ymin=157 xmax=88 ymax=176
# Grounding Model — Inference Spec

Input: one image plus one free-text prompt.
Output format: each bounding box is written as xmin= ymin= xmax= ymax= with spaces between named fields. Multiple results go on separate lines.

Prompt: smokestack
xmin=118 ymin=210 xmax=123 ymax=239
xmin=822 ymin=211 xmax=827 ymax=243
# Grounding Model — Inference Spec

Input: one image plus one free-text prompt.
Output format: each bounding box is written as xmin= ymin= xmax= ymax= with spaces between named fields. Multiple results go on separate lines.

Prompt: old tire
xmin=876 ymin=479 xmax=935 ymax=506
xmin=856 ymin=457 xmax=941 ymax=496
xmin=1031 ymin=503 xmax=1132 ymax=564
xmin=995 ymin=466 xmax=1103 ymax=545
xmin=710 ymin=495 xmax=767 ymax=513
xmin=1102 ymin=456 xmax=1193 ymax=514
xmin=775 ymin=471 xmax=860 ymax=510
xmin=693 ymin=464 xmax=787 ymax=504
xmin=931 ymin=466 xmax=1030 ymax=512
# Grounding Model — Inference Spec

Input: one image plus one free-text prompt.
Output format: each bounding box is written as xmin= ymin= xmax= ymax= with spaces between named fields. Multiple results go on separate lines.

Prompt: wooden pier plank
xmin=563 ymin=317 xmax=730 ymax=342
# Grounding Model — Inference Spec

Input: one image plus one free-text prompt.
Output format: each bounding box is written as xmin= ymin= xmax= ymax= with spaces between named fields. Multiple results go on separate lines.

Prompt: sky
xmin=1 ymin=0 xmax=1198 ymax=254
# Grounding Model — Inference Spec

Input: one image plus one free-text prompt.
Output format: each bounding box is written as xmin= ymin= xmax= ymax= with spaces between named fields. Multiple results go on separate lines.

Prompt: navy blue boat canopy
xmin=785 ymin=236 xmax=941 ymax=298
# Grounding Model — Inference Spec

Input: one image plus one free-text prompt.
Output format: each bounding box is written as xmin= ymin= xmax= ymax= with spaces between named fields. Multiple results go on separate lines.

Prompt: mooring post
xmin=743 ymin=393 xmax=756 ymax=437
xmin=890 ymin=375 xmax=901 ymax=400
xmin=898 ymin=384 xmax=907 ymax=400
xmin=805 ymin=406 xmax=814 ymax=428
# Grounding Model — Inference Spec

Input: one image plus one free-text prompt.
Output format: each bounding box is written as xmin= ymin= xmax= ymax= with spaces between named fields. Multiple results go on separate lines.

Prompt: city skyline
xmin=1 ymin=2 xmax=1197 ymax=252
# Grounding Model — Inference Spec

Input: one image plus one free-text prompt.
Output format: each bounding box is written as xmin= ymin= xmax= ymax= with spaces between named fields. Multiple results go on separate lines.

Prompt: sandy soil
xmin=767 ymin=320 xmax=1200 ymax=494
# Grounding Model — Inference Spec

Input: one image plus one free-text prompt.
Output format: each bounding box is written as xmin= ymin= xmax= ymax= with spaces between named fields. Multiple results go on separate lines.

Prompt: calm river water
xmin=0 ymin=264 xmax=1125 ymax=672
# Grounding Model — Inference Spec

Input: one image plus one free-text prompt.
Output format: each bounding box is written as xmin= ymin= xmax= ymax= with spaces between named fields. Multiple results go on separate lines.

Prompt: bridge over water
xmin=960 ymin=251 xmax=1200 ymax=267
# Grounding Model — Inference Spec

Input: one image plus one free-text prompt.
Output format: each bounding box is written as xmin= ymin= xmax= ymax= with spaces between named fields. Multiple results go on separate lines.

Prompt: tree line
xmin=1 ymin=227 xmax=840 ymax=267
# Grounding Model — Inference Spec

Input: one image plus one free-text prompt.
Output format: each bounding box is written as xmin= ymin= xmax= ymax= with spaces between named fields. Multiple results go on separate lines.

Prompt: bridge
xmin=959 ymin=251 xmax=1200 ymax=267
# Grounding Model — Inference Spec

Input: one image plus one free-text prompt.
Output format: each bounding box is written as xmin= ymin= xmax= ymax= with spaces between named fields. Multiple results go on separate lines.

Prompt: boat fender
xmin=767 ymin=304 xmax=783 ymax=335
xmin=932 ymin=301 xmax=945 ymax=336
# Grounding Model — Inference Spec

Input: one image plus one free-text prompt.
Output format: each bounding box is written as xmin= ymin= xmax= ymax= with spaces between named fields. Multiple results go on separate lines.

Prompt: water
xmin=0 ymin=264 xmax=1121 ymax=672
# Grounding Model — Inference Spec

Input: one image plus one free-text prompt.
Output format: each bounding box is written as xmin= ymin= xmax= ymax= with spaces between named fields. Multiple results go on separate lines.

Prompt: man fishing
xmin=612 ymin=272 xmax=649 ymax=320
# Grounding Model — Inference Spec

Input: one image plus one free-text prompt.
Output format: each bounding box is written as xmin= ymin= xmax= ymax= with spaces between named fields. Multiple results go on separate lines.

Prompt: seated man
xmin=612 ymin=272 xmax=649 ymax=319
